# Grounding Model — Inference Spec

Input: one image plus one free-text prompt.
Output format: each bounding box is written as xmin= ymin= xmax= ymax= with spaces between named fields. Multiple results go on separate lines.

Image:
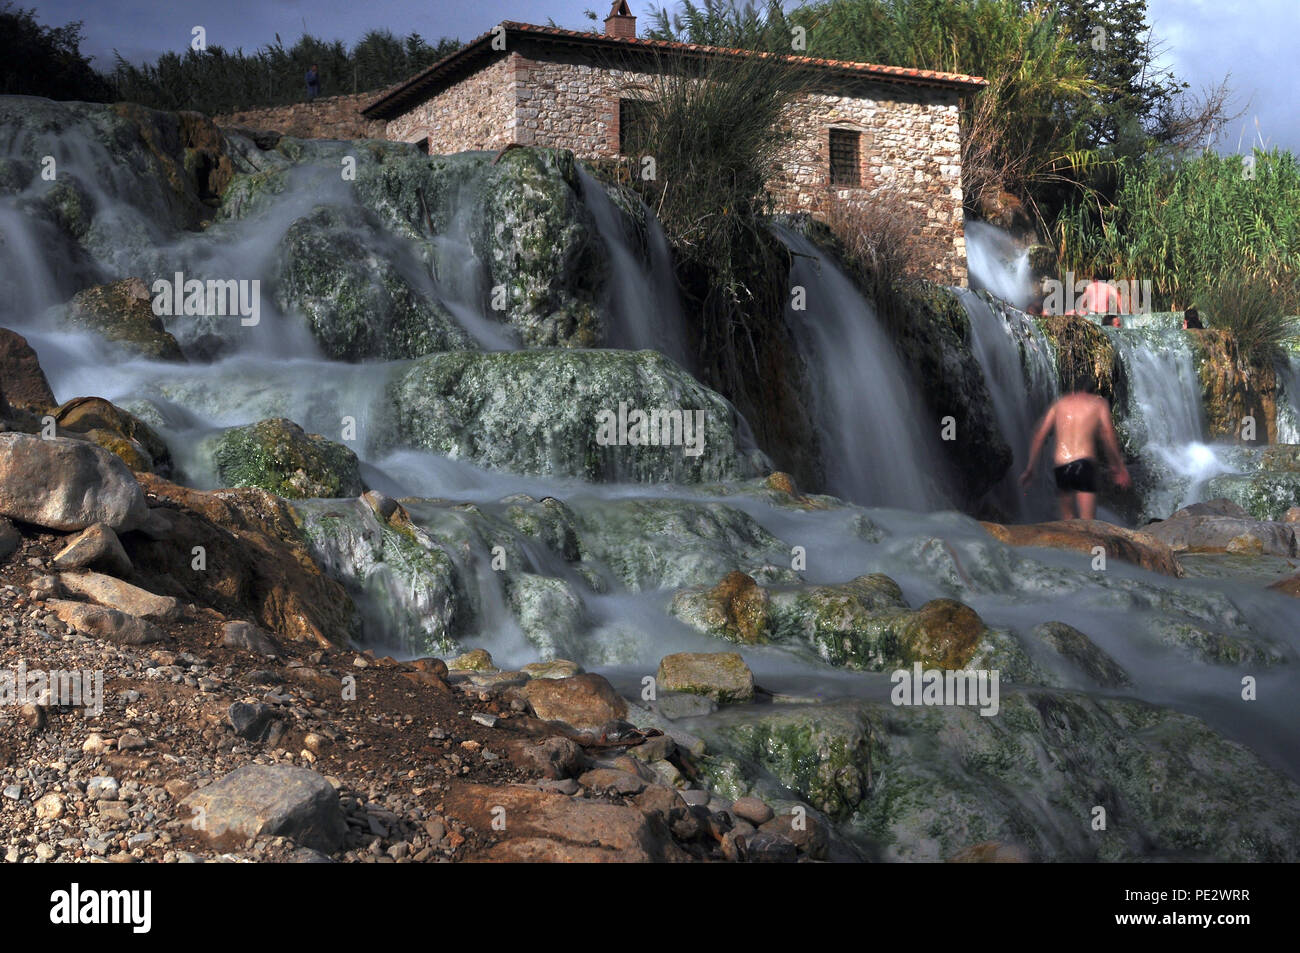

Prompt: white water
xmin=776 ymin=225 xmax=948 ymax=509
xmin=958 ymin=290 xmax=1059 ymax=519
xmin=577 ymin=167 xmax=694 ymax=369
xmin=965 ymin=221 xmax=1035 ymax=311
xmin=3 ymin=105 xmax=1300 ymax=795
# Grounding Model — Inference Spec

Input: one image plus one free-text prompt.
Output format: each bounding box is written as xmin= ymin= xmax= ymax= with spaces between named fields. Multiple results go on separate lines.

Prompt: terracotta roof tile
xmin=363 ymin=20 xmax=987 ymax=119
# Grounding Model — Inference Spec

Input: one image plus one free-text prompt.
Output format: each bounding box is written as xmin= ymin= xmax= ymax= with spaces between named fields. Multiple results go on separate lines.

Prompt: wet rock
xmin=654 ymin=692 xmax=718 ymax=720
xmin=522 ymin=673 xmax=628 ymax=731
xmin=387 ymin=349 xmax=758 ymax=485
xmin=55 ymin=277 xmax=185 ymax=360
xmin=981 ymin=519 xmax=1184 ymax=576
xmin=0 ymin=433 xmax=150 ymax=532
xmin=578 ymin=768 xmax=647 ymax=796
xmin=448 ymin=648 xmax=496 ymax=673
xmin=670 ymin=571 xmax=770 ymax=644
xmin=656 ymin=652 xmax=754 ymax=704
xmin=129 ymin=473 xmax=357 ymax=648
xmin=948 ymin=841 xmax=1032 ymax=863
xmin=51 ymin=396 xmax=174 ymax=476
xmin=521 ymin=659 xmax=582 ymax=680
xmin=52 ymin=523 xmax=132 ymax=575
xmin=507 ymin=737 xmax=585 ymax=780
xmin=182 ymin=764 xmax=347 ymax=853
xmin=1144 ymin=513 xmax=1296 ymax=558
xmin=759 ymin=810 xmax=830 ymax=860
xmin=272 ymin=204 xmax=472 ymax=361
xmin=1031 ymin=622 xmax=1130 ymax=688
xmin=205 ymin=417 xmax=365 ymax=499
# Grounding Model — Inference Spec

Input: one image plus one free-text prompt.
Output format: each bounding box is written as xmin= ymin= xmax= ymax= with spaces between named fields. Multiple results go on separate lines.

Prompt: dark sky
xmin=27 ymin=0 xmax=1299 ymax=154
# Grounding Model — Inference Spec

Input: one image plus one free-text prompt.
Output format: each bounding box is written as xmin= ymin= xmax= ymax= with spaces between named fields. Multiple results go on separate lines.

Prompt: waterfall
xmin=576 ymin=166 xmax=693 ymax=369
xmin=958 ymin=290 xmax=1059 ymax=519
xmin=965 ymin=221 xmax=1035 ymax=312
xmin=1278 ymin=353 xmax=1300 ymax=443
xmin=775 ymin=225 xmax=948 ymax=510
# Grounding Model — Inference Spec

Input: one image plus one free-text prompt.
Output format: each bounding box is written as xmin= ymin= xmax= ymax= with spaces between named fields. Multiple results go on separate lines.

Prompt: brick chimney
xmin=604 ymin=0 xmax=637 ymax=39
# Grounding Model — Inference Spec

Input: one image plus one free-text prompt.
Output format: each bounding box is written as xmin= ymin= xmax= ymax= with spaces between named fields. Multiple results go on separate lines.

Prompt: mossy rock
xmin=210 ymin=418 xmax=365 ymax=499
xmin=57 ymin=277 xmax=185 ymax=361
xmin=1037 ymin=314 xmax=1126 ymax=405
xmin=52 ymin=396 xmax=174 ymax=476
xmin=271 ymin=204 xmax=472 ymax=360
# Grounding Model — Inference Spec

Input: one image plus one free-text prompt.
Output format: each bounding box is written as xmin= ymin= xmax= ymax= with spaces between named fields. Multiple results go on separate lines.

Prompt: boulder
xmin=656 ymin=652 xmax=754 ymax=704
xmin=1143 ymin=515 xmax=1296 ymax=558
xmin=0 ymin=328 xmax=56 ymax=412
xmin=670 ymin=571 xmax=770 ymax=644
xmin=52 ymin=523 xmax=132 ymax=576
xmin=182 ymin=764 xmax=346 ymax=853
xmin=125 ymin=473 xmax=357 ymax=647
xmin=385 ymin=349 xmax=759 ymax=484
xmin=51 ymin=397 xmax=174 ymax=476
xmin=272 ymin=204 xmax=472 ymax=360
xmin=55 ymin=277 xmax=185 ymax=360
xmin=442 ymin=781 xmax=686 ymax=863
xmin=221 ymin=620 xmax=281 ymax=656
xmin=58 ymin=571 xmax=181 ymax=621
xmin=46 ymin=599 xmax=164 ymax=645
xmin=0 ymin=434 xmax=150 ymax=532
xmin=980 ymin=519 xmax=1184 ymax=576
xmin=206 ymin=417 xmax=365 ymax=499
xmin=521 ymin=673 xmax=627 ymax=731
xmin=448 ymin=648 xmax=496 ymax=672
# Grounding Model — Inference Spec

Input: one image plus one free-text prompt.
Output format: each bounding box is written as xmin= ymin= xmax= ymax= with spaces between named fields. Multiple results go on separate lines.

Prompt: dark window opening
xmin=829 ymin=129 xmax=861 ymax=186
xmin=619 ymin=98 xmax=653 ymax=155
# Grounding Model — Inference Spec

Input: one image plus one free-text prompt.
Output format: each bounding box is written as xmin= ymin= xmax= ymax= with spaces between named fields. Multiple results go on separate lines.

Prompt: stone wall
xmin=215 ymin=91 xmax=386 ymax=140
xmin=383 ymin=57 xmax=519 ymax=152
xmin=386 ymin=45 xmax=968 ymax=282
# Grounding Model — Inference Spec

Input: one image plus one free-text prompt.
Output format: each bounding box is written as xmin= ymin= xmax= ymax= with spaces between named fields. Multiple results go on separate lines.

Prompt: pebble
xmin=83 ymin=733 xmax=109 ymax=755
xmin=86 ymin=776 xmax=120 ymax=801
xmin=471 ymin=712 xmax=498 ymax=728
xmin=732 ymin=796 xmax=775 ymax=825
xmin=2 ymin=784 xmax=21 ymax=801
xmin=35 ymin=793 xmax=65 ymax=820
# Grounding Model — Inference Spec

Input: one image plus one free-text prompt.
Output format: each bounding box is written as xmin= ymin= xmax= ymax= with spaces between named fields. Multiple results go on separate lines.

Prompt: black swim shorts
xmin=1054 ymin=458 xmax=1099 ymax=493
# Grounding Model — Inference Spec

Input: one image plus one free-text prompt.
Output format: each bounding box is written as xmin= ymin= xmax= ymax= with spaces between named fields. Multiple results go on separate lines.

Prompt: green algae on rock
xmin=209 ymin=418 xmax=364 ymax=499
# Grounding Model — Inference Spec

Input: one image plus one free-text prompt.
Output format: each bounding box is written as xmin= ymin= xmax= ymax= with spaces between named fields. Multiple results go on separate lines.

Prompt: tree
xmin=0 ymin=1 xmax=113 ymax=101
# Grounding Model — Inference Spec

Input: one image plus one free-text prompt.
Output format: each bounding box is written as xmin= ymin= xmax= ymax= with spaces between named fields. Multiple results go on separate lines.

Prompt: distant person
xmin=1183 ymin=307 xmax=1204 ymax=330
xmin=1079 ymin=277 xmax=1122 ymax=316
xmin=1020 ymin=388 xmax=1131 ymax=520
xmin=306 ymin=65 xmax=320 ymax=102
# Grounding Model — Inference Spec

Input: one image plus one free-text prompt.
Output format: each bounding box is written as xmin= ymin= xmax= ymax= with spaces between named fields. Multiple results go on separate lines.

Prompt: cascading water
xmin=1106 ymin=317 xmax=1231 ymax=517
xmin=1277 ymin=353 xmax=1300 ymax=443
xmin=957 ymin=289 xmax=1059 ymax=519
xmin=5 ymin=98 xmax=1300 ymax=857
xmin=577 ymin=166 xmax=693 ymax=370
xmin=775 ymin=225 xmax=948 ymax=510
xmin=964 ymin=220 xmax=1035 ymax=311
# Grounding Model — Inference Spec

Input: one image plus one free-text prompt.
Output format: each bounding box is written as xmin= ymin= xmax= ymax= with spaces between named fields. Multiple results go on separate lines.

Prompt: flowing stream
xmin=3 ymin=106 xmax=1300 ymax=852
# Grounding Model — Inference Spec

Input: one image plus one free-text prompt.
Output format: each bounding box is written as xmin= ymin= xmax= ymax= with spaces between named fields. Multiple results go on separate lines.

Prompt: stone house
xmin=362 ymin=3 xmax=985 ymax=282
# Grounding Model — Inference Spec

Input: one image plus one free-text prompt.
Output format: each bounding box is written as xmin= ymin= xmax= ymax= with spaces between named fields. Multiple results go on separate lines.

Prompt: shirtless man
xmin=1019 ymin=390 xmax=1131 ymax=519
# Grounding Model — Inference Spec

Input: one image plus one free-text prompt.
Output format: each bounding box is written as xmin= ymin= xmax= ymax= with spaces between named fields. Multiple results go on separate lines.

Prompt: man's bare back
xmin=1020 ymin=391 xmax=1131 ymax=520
